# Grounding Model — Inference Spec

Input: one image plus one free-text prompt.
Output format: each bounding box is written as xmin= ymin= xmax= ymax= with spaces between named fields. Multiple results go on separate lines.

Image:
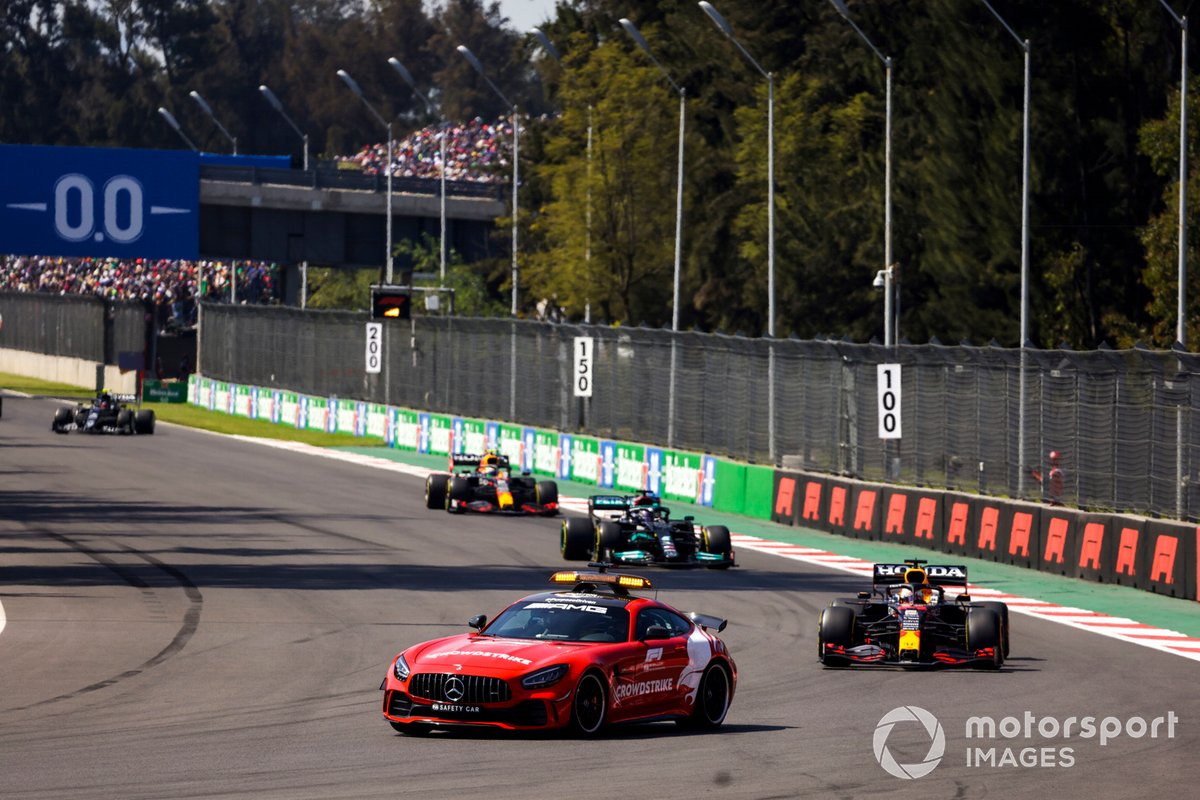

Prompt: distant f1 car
xmin=560 ymin=492 xmax=734 ymax=569
xmin=817 ymin=559 xmax=1009 ymax=669
xmin=424 ymin=451 xmax=559 ymax=515
xmin=380 ymin=566 xmax=736 ymax=735
xmin=51 ymin=390 xmax=156 ymax=435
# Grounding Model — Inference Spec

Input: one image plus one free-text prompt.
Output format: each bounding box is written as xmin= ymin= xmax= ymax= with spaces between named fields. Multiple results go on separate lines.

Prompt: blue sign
xmin=558 ymin=434 xmax=573 ymax=480
xmin=522 ymin=428 xmax=536 ymax=473
xmin=600 ymin=441 xmax=616 ymax=488
xmin=701 ymin=456 xmax=717 ymax=507
xmin=646 ymin=448 xmax=664 ymax=496
xmin=0 ymin=144 xmax=198 ymax=259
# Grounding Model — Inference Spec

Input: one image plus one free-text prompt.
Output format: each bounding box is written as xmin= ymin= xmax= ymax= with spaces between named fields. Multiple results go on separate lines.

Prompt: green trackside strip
xmin=336 ymin=444 xmax=1200 ymax=638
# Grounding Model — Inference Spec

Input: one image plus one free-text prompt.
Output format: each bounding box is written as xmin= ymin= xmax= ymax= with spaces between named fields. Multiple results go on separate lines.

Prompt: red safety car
xmin=380 ymin=568 xmax=736 ymax=735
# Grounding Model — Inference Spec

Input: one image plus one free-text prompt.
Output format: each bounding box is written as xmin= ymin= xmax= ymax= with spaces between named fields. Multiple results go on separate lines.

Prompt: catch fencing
xmin=0 ymin=291 xmax=146 ymax=363
xmin=200 ymin=304 xmax=1200 ymax=522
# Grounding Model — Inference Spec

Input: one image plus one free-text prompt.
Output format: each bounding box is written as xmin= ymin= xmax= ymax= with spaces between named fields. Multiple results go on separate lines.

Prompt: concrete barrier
xmin=0 ymin=348 xmax=137 ymax=394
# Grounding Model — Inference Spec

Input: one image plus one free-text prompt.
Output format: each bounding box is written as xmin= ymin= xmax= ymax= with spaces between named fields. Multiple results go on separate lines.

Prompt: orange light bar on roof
xmin=548 ymin=571 xmax=653 ymax=589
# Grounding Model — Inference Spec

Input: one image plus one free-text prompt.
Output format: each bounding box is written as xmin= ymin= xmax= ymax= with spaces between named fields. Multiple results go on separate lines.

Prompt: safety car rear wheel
xmin=818 ymin=605 xmax=856 ymax=667
xmin=569 ymin=671 xmax=608 ymax=737
xmin=701 ymin=525 xmax=733 ymax=568
xmin=966 ymin=608 xmax=1004 ymax=669
xmin=678 ymin=662 xmax=731 ymax=729
xmin=425 ymin=474 xmax=449 ymax=509
xmin=561 ymin=517 xmax=594 ymax=560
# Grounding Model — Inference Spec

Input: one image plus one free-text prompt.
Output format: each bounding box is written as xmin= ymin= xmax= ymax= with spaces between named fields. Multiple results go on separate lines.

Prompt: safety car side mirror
xmin=468 ymin=614 xmax=487 ymax=630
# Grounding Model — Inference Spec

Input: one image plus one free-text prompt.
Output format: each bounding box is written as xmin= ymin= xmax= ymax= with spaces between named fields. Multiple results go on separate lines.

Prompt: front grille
xmin=386 ymin=691 xmax=413 ymax=717
xmin=409 ymin=672 xmax=512 ymax=704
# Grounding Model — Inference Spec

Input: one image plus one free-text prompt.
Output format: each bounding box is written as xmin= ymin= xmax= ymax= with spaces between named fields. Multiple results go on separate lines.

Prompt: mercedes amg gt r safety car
xmin=559 ymin=493 xmax=734 ymax=568
xmin=424 ymin=451 xmax=559 ymax=515
xmin=51 ymin=390 xmax=156 ymax=435
xmin=817 ymin=559 xmax=1010 ymax=668
xmin=380 ymin=567 xmax=736 ymax=735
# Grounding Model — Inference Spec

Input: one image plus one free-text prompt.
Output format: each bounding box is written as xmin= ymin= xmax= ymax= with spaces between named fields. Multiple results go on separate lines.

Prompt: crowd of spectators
xmin=338 ymin=115 xmax=514 ymax=183
xmin=0 ymin=255 xmax=279 ymax=331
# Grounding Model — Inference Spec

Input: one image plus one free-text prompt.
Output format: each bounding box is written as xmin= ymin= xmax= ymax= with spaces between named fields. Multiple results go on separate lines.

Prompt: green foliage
xmin=305 ymin=267 xmax=375 ymax=311
xmin=400 ymin=234 xmax=506 ymax=317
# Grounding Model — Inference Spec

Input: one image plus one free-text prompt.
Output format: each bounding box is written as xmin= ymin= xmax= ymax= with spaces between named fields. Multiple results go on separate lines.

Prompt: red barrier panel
xmin=848 ymin=486 xmax=881 ymax=540
xmin=772 ymin=472 xmax=799 ymax=526
xmin=1141 ymin=520 xmax=1195 ymax=599
xmin=1075 ymin=514 xmax=1115 ymax=584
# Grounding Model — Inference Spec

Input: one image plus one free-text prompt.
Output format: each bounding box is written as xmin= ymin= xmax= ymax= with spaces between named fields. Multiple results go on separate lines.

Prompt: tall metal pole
xmin=621 ymin=17 xmax=687 ymax=448
xmin=512 ymin=107 xmax=520 ymax=316
xmin=386 ymin=121 xmax=394 ymax=284
xmin=440 ymin=124 xmax=447 ymax=285
xmin=885 ymin=58 xmax=894 ymax=345
xmin=586 ymin=104 xmax=594 ymax=324
xmin=830 ymin=0 xmax=895 ymax=346
xmin=1179 ymin=16 xmax=1190 ymax=347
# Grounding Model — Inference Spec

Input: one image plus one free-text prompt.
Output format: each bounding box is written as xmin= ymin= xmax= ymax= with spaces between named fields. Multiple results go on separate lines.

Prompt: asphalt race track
xmin=1 ymin=393 xmax=1197 ymax=799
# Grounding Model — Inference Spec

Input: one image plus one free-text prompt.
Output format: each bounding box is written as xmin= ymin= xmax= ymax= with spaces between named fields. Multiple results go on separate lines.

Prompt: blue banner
xmin=0 ymin=144 xmax=199 ymax=259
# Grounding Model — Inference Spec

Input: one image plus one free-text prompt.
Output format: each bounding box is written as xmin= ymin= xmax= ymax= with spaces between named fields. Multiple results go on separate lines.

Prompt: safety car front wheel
xmin=569 ymin=671 xmax=608 ymax=737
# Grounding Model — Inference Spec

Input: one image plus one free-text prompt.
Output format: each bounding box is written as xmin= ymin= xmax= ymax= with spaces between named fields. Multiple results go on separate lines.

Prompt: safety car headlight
xmin=521 ymin=663 xmax=569 ymax=689
xmin=393 ymin=654 xmax=411 ymax=681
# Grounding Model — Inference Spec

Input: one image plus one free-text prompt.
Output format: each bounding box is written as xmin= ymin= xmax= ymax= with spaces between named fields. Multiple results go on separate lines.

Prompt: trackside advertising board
xmin=571 ymin=437 xmax=602 ymax=485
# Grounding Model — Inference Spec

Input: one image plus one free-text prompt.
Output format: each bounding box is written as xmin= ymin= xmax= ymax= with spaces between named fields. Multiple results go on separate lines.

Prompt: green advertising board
xmin=394 ymin=409 xmax=420 ymax=450
xmin=570 ymin=437 xmax=601 ymax=485
xmin=427 ymin=414 xmax=453 ymax=455
xmin=143 ymin=379 xmax=188 ymax=403
xmin=532 ymin=430 xmax=559 ymax=476
xmin=458 ymin=419 xmax=488 ymax=454
xmin=613 ymin=443 xmax=646 ymax=492
xmin=659 ymin=450 xmax=703 ymax=504
xmin=496 ymin=423 xmax=524 ymax=464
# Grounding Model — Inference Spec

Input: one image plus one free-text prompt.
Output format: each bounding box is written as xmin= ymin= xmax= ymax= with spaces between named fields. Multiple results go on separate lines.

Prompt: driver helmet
xmin=897 ymin=586 xmax=914 ymax=602
xmin=479 ymin=452 xmax=500 ymax=473
xmin=918 ymin=586 xmax=935 ymax=603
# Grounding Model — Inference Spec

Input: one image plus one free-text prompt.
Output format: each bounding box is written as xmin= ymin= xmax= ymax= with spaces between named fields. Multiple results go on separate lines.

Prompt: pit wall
xmin=0 ymin=347 xmax=138 ymax=394
xmin=187 ymin=374 xmax=1197 ymax=603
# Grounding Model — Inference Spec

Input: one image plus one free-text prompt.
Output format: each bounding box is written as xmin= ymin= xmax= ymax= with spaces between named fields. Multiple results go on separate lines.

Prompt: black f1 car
xmin=817 ymin=559 xmax=1010 ymax=669
xmin=560 ymin=492 xmax=735 ymax=569
xmin=51 ymin=390 xmax=156 ymax=435
xmin=424 ymin=452 xmax=559 ymax=515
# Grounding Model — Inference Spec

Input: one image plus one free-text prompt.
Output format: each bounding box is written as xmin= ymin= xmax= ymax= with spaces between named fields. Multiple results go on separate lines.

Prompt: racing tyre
xmin=594 ymin=520 xmax=622 ymax=560
xmin=966 ymin=608 xmax=1004 ymax=669
xmin=818 ymin=605 xmax=856 ymax=667
xmin=117 ymin=409 xmax=134 ymax=434
xmin=425 ymin=474 xmax=449 ymax=509
xmin=974 ymin=601 xmax=1010 ymax=658
xmin=535 ymin=480 xmax=559 ymax=511
xmin=561 ymin=517 xmax=594 ymax=561
xmin=701 ymin=525 xmax=733 ymax=569
xmin=134 ymin=409 xmax=155 ymax=435
xmin=569 ymin=671 xmax=608 ymax=737
xmin=52 ymin=407 xmax=72 ymax=432
xmin=447 ymin=476 xmax=471 ymax=511
xmin=678 ymin=662 xmax=732 ymax=730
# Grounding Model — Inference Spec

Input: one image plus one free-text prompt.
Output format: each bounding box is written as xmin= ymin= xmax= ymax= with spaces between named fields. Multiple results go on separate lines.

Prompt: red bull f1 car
xmin=424 ymin=452 xmax=559 ymax=515
xmin=817 ymin=559 xmax=1010 ymax=669
xmin=380 ymin=566 xmax=736 ymax=735
xmin=560 ymin=493 xmax=734 ymax=568
xmin=51 ymin=390 xmax=156 ymax=435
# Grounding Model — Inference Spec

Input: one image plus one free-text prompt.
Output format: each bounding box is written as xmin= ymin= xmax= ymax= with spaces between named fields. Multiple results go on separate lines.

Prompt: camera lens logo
xmin=873 ymin=706 xmax=945 ymax=779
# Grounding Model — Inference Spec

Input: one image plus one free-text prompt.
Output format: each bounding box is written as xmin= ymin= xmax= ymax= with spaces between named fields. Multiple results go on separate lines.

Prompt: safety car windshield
xmin=486 ymin=597 xmax=631 ymax=643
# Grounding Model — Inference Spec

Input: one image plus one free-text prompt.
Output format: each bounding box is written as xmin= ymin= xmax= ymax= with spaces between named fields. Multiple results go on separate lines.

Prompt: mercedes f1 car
xmin=818 ymin=559 xmax=1010 ymax=669
xmin=560 ymin=493 xmax=734 ymax=569
xmin=424 ymin=452 xmax=559 ymax=515
xmin=380 ymin=566 xmax=736 ymax=735
xmin=51 ymin=390 xmax=156 ymax=435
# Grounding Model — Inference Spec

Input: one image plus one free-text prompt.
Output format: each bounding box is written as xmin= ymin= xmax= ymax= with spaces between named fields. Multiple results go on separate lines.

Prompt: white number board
xmin=365 ymin=322 xmax=382 ymax=374
xmin=877 ymin=363 xmax=902 ymax=439
xmin=574 ymin=336 xmax=594 ymax=397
